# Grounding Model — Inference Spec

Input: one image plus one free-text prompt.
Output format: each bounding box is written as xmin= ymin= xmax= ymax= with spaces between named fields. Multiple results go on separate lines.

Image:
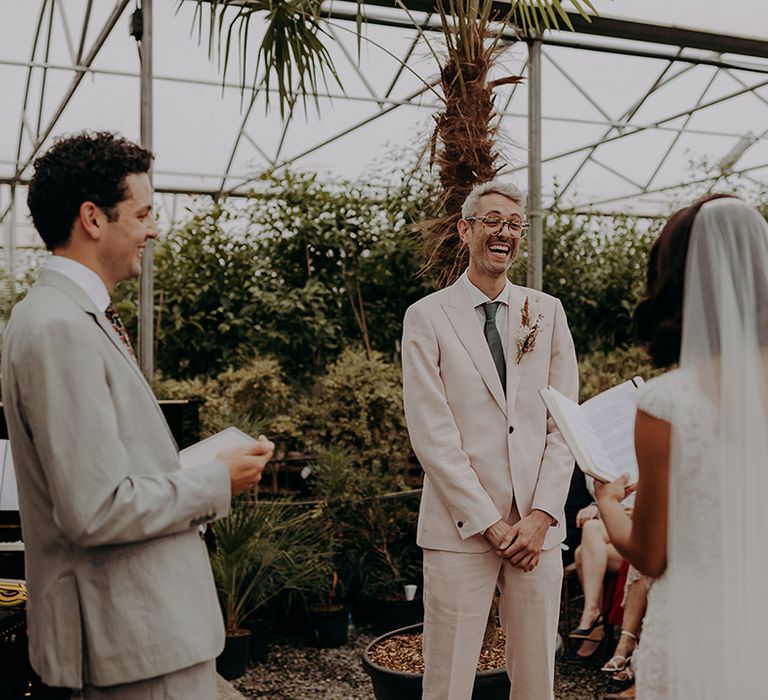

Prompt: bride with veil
xmin=594 ymin=194 xmax=768 ymax=698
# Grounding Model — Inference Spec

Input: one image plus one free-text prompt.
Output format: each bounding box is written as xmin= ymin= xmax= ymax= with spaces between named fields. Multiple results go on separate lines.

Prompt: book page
xmin=548 ymin=394 xmax=614 ymax=477
xmin=541 ymin=388 xmax=615 ymax=481
xmin=581 ymin=380 xmax=642 ymax=483
xmin=178 ymin=427 xmax=259 ymax=470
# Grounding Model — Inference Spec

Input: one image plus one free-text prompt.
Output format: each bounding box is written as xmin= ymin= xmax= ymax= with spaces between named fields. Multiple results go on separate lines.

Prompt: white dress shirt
xmin=460 ymin=269 xmax=511 ymax=357
xmin=44 ymin=255 xmax=110 ymax=312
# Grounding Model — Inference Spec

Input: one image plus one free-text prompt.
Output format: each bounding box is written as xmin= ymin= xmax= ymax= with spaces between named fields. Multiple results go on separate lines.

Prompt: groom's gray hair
xmin=461 ymin=181 xmax=524 ymax=220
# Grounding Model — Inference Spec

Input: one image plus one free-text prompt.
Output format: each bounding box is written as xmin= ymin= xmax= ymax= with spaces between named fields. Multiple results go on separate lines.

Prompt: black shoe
xmin=569 ymin=613 xmax=604 ymax=640
xmin=561 ymin=633 xmax=611 ymax=666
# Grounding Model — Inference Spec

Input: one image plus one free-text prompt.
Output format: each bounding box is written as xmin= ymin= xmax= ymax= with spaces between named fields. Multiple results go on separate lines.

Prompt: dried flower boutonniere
xmin=515 ymin=297 xmax=544 ymax=364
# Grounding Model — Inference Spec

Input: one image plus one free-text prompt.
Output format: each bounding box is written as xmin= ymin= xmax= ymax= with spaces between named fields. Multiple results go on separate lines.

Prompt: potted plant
xmin=210 ymin=498 xmax=332 ymax=677
xmin=308 ymin=571 xmax=349 ymax=648
xmin=362 ymin=623 xmax=510 ymax=700
xmin=305 ymin=447 xmax=423 ymax=632
xmin=358 ymin=542 xmax=423 ymax=635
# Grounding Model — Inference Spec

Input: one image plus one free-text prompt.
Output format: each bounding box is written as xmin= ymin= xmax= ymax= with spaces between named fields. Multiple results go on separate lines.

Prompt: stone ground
xmin=232 ymin=628 xmax=628 ymax=700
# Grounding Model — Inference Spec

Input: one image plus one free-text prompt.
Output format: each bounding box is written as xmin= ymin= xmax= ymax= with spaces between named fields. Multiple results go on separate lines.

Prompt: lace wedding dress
xmin=632 ymin=368 xmax=717 ymax=699
xmin=631 ymin=197 xmax=768 ymax=698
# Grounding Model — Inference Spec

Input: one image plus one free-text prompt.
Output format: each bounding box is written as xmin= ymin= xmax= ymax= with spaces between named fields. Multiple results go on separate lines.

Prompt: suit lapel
xmin=36 ymin=269 xmax=169 ymax=429
xmin=441 ymin=280 xmax=507 ymax=416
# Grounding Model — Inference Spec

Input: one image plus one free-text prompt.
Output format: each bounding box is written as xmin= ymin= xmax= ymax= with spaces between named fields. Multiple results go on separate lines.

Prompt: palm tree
xmin=185 ymin=0 xmax=597 ymax=281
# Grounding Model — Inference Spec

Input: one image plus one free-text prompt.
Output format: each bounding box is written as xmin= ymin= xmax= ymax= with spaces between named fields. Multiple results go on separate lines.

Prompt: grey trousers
xmin=77 ymin=660 xmax=216 ymax=700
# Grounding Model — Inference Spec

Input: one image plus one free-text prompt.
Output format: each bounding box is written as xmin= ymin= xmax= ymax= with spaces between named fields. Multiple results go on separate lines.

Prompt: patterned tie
xmin=482 ymin=301 xmax=506 ymax=394
xmin=104 ymin=303 xmax=137 ymax=360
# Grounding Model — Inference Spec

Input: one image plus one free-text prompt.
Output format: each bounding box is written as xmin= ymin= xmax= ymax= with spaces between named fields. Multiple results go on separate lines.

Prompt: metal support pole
xmin=137 ymin=0 xmax=154 ymax=381
xmin=7 ymin=186 xmax=16 ymax=277
xmin=527 ymin=38 xmax=543 ymax=291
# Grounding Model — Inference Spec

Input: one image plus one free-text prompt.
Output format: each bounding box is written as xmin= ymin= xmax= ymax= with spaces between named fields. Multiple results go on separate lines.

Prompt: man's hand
xmin=489 ymin=510 xmax=553 ymax=572
xmin=219 ymin=435 xmax=275 ymax=496
xmin=576 ymin=503 xmax=599 ymax=528
xmin=484 ymin=519 xmax=517 ymax=550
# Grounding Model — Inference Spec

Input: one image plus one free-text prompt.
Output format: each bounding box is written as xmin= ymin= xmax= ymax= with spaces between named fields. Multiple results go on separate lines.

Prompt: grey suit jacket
xmin=1 ymin=268 xmax=232 ymax=689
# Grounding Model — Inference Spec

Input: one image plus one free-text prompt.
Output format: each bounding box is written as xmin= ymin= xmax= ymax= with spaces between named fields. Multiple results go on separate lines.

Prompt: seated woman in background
xmin=569 ymin=477 xmax=635 ymax=662
xmin=570 ymin=501 xmax=620 ymax=656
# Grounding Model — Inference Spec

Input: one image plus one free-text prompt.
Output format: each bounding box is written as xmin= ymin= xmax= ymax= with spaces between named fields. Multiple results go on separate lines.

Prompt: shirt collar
xmin=460 ymin=269 xmax=510 ymax=308
xmin=44 ymin=255 xmax=111 ymax=312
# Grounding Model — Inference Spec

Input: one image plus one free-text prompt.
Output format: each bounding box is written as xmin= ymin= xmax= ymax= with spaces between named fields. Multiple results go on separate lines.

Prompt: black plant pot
xmin=216 ymin=630 xmax=251 ymax=680
xmin=310 ymin=606 xmax=348 ymax=648
xmin=245 ymin=616 xmax=271 ymax=662
xmin=370 ymin=597 xmax=423 ymax=635
xmin=362 ymin=623 xmax=510 ymax=700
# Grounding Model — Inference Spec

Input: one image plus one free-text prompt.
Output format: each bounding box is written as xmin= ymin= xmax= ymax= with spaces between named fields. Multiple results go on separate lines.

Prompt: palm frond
xmin=181 ymin=1 xmax=596 ymax=119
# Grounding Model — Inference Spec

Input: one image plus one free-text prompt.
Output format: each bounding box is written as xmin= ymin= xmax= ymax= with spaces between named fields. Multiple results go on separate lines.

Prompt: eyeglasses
xmin=465 ymin=216 xmax=529 ymax=238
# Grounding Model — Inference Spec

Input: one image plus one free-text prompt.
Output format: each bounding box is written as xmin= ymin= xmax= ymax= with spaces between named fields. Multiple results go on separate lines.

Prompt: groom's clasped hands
xmin=483 ymin=510 xmax=554 ymax=572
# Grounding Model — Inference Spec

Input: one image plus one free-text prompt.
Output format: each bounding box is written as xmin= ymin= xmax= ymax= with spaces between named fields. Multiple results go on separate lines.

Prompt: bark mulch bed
xmin=233 ymin=627 xmax=629 ymax=699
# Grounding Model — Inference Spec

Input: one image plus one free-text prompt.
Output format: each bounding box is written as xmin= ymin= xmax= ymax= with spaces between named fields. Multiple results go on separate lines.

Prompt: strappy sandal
xmin=601 ymin=630 xmax=638 ymax=674
xmin=569 ymin=613 xmax=604 ymax=640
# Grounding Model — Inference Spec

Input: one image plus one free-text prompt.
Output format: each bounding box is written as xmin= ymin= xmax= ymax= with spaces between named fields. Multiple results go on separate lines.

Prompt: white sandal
xmin=600 ymin=630 xmax=637 ymax=673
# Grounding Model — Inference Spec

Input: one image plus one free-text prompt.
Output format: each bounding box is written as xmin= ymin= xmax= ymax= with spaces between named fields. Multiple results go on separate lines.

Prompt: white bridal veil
xmin=666 ymin=197 xmax=768 ymax=697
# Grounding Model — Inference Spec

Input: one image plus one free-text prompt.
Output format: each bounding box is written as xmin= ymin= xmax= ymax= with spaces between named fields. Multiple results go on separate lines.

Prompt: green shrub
xmin=288 ymin=348 xmax=410 ymax=473
xmin=308 ymin=448 xmax=420 ymax=600
xmin=512 ymin=209 xmax=659 ymax=355
xmin=578 ymin=345 xmax=666 ymax=402
xmin=153 ymin=356 xmax=294 ymax=440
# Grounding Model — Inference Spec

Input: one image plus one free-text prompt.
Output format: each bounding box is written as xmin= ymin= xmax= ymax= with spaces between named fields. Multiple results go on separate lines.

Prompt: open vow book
xmin=539 ymin=378 xmax=644 ymax=484
xmin=179 ymin=427 xmax=259 ymax=470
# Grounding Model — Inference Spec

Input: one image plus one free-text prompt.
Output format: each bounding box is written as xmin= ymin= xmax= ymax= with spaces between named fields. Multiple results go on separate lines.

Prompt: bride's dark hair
xmin=634 ymin=193 xmax=738 ymax=367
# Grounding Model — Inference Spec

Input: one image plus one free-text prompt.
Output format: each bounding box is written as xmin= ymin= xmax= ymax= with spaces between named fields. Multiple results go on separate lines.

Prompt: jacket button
xmin=509 ymin=426 xmax=514 ymax=434
xmin=457 ymin=521 xmax=464 ymax=528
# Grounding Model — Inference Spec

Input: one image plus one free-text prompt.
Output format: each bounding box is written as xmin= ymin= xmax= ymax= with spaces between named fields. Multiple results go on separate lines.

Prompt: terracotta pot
xmin=362 ymin=623 xmax=510 ymax=700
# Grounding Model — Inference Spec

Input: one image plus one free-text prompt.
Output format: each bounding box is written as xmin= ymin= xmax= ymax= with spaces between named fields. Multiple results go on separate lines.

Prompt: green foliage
xmin=246 ymin=170 xmax=433 ymax=379
xmin=188 ymin=0 xmax=595 ymax=118
xmin=512 ymin=208 xmax=659 ymax=354
xmin=0 ymin=262 xmax=43 ymax=326
xmin=109 ymin=170 xmax=662 ymax=381
xmin=152 ymin=204 xmax=264 ymax=378
xmin=133 ymin=170 xmax=432 ymax=383
xmin=153 ymin=355 xmax=293 ymax=439
xmin=210 ymin=499 xmax=332 ymax=632
xmin=288 ymin=348 xmax=411 ymax=473
xmin=578 ymin=345 xmax=666 ymax=403
xmin=308 ymin=448 xmax=421 ymax=600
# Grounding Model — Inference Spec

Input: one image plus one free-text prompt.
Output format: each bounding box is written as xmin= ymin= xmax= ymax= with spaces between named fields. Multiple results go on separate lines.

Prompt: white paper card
xmin=178 ymin=427 xmax=258 ymax=470
xmin=0 ymin=440 xmax=19 ymax=511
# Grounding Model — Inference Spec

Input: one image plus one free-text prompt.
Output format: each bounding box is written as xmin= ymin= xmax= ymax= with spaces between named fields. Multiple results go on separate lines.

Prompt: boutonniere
xmin=515 ymin=297 xmax=544 ymax=364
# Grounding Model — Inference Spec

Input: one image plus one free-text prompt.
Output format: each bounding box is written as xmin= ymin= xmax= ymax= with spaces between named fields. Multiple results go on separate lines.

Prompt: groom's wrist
xmin=531 ymin=508 xmax=557 ymax=527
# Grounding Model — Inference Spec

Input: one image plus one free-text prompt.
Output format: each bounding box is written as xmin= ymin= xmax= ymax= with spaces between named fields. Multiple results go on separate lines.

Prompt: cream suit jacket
xmin=402 ymin=278 xmax=578 ymax=553
xmin=1 ymin=269 xmax=232 ymax=689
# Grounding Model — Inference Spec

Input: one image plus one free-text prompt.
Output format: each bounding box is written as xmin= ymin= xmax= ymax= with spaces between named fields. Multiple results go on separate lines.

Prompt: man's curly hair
xmin=27 ymin=131 xmax=154 ymax=250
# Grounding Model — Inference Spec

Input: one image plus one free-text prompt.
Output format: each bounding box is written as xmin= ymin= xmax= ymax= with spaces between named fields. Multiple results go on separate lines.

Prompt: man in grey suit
xmin=1 ymin=131 xmax=274 ymax=698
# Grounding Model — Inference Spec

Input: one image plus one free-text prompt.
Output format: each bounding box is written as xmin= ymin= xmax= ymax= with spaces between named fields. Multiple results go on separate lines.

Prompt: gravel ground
xmin=233 ymin=628 xmax=630 ymax=700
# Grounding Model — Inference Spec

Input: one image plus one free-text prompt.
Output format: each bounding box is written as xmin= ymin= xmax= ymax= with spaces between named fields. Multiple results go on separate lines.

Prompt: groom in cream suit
xmin=2 ymin=132 xmax=274 ymax=698
xmin=402 ymin=181 xmax=578 ymax=700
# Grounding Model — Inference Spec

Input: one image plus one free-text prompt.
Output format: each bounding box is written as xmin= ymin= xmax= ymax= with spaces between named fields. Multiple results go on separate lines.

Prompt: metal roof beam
xmin=356 ymin=1 xmax=768 ymax=59
xmin=319 ymin=6 xmax=768 ymax=76
xmin=11 ymin=0 xmax=131 ymax=183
